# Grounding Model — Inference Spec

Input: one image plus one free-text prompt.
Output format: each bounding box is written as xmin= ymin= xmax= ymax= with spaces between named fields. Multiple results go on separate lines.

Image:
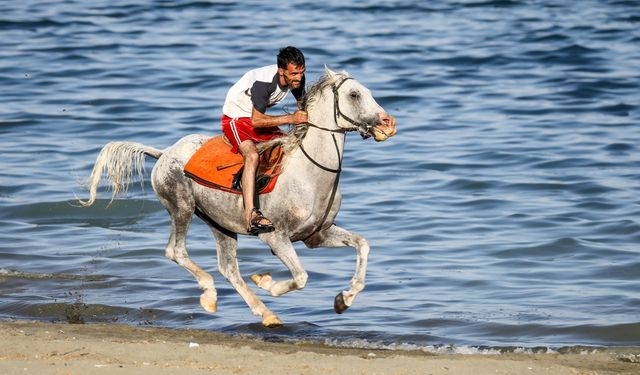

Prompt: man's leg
xmin=238 ymin=140 xmax=273 ymax=230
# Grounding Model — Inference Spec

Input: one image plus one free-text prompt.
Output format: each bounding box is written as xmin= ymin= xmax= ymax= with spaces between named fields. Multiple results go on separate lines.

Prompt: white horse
xmin=81 ymin=67 xmax=397 ymax=327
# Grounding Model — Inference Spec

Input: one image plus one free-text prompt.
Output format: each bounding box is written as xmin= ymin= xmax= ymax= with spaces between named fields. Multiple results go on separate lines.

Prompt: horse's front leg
xmin=303 ymin=225 xmax=369 ymax=314
xmin=211 ymin=228 xmax=283 ymax=327
xmin=250 ymin=232 xmax=308 ymax=297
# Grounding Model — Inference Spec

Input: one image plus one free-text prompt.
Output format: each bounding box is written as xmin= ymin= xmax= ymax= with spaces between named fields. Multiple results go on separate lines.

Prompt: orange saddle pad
xmin=183 ymin=135 xmax=285 ymax=195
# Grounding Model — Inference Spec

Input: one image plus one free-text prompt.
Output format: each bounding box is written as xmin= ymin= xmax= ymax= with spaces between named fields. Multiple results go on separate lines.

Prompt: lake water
xmin=1 ymin=0 xmax=639 ymax=352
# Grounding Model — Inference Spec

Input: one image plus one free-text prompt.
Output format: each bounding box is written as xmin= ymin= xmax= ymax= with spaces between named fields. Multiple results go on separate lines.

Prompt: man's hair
xmin=277 ymin=46 xmax=305 ymax=69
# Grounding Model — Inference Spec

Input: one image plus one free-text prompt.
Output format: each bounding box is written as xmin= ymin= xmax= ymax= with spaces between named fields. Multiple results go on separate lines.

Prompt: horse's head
xmin=306 ymin=67 xmax=397 ymax=142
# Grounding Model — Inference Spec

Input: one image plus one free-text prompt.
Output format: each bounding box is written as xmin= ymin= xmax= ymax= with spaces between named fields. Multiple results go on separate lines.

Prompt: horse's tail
xmin=78 ymin=141 xmax=163 ymax=207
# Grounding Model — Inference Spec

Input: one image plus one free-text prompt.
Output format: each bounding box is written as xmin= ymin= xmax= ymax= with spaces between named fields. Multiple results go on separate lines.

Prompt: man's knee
xmin=239 ymin=141 xmax=259 ymax=166
xmin=244 ymin=150 xmax=259 ymax=167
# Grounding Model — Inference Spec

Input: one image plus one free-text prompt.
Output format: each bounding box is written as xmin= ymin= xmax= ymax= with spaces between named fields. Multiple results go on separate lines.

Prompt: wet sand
xmin=0 ymin=320 xmax=638 ymax=375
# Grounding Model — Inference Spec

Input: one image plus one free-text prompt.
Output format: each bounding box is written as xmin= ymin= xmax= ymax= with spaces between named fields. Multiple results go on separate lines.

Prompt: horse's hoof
xmin=262 ymin=314 xmax=283 ymax=328
xmin=200 ymin=290 xmax=218 ymax=313
xmin=250 ymin=272 xmax=272 ymax=289
xmin=334 ymin=292 xmax=350 ymax=314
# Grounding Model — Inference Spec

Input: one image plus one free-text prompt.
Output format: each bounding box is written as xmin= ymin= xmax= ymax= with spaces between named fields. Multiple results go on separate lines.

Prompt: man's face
xmin=279 ymin=63 xmax=305 ymax=89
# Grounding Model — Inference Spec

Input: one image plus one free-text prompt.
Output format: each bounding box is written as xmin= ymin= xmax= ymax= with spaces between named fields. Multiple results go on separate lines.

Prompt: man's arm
xmin=251 ymin=107 xmax=307 ymax=128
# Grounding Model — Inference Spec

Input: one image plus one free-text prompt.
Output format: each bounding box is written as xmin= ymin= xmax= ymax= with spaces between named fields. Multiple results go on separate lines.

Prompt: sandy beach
xmin=0 ymin=320 xmax=638 ymax=375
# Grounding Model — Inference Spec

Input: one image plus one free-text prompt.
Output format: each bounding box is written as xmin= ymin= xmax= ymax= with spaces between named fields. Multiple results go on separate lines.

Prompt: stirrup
xmin=248 ymin=208 xmax=275 ymax=234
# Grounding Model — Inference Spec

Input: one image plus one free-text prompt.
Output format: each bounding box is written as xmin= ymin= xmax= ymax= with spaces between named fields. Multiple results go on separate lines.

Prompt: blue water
xmin=1 ymin=0 xmax=639 ymax=351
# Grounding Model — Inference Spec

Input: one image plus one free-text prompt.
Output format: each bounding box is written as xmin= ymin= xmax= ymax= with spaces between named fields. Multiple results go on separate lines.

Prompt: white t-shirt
xmin=222 ymin=64 xmax=305 ymax=118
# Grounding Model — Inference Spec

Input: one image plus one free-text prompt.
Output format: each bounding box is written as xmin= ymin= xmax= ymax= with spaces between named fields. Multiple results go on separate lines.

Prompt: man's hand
xmin=290 ymin=110 xmax=308 ymax=124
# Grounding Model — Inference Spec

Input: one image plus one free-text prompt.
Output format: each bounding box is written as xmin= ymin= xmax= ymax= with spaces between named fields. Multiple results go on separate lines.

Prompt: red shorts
xmin=221 ymin=115 xmax=285 ymax=154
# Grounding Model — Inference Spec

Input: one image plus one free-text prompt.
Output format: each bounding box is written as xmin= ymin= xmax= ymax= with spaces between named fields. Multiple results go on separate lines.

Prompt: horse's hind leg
xmin=210 ymin=226 xmax=283 ymax=327
xmin=303 ymin=225 xmax=369 ymax=314
xmin=154 ymin=165 xmax=217 ymax=313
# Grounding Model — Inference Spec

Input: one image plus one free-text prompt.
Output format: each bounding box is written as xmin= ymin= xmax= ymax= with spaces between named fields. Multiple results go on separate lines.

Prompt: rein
xmin=299 ymin=129 xmax=343 ymax=174
xmin=298 ymin=76 xmax=364 ymax=240
xmin=299 ymin=126 xmax=343 ymax=240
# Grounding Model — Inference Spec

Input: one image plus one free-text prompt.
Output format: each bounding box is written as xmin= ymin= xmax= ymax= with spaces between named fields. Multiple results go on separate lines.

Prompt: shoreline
xmin=1 ymin=320 xmax=638 ymax=374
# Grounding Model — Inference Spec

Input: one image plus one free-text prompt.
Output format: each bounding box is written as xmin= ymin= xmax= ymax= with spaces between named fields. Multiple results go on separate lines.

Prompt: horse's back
xmin=151 ymin=134 xmax=210 ymax=188
xmin=164 ymin=134 xmax=211 ymax=162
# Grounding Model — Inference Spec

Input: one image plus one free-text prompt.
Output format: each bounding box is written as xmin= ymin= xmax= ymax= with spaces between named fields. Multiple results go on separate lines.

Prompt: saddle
xmin=183 ymin=135 xmax=285 ymax=195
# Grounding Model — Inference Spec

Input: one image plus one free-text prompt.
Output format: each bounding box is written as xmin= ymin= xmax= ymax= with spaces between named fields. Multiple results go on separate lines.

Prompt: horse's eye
xmin=349 ymin=91 xmax=359 ymax=99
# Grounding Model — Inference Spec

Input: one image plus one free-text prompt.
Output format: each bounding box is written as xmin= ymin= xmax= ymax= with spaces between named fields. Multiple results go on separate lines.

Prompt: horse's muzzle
xmin=371 ymin=113 xmax=397 ymax=142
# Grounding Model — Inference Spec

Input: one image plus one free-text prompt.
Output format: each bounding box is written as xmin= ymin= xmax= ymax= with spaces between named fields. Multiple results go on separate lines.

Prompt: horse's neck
xmin=298 ymin=102 xmax=345 ymax=172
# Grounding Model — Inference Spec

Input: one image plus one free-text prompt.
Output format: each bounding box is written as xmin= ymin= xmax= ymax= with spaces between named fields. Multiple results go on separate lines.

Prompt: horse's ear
xmin=324 ymin=65 xmax=336 ymax=78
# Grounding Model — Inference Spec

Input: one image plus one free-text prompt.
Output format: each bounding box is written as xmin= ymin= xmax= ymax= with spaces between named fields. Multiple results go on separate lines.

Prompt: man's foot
xmin=247 ymin=208 xmax=275 ymax=234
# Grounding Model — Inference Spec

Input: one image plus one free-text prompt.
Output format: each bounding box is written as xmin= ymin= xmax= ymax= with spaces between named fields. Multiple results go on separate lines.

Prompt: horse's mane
xmin=257 ymin=70 xmax=348 ymax=155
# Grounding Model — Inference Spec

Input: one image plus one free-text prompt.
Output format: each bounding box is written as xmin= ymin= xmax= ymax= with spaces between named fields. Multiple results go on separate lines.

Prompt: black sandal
xmin=248 ymin=208 xmax=275 ymax=234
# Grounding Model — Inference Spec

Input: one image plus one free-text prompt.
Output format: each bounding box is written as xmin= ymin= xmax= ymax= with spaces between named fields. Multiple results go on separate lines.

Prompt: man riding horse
xmin=81 ymin=59 xmax=397 ymax=327
xmin=221 ymin=46 xmax=308 ymax=234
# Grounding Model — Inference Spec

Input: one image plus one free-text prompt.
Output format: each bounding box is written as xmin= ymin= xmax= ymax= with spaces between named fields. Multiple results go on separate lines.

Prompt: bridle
xmin=302 ymin=76 xmax=373 ymax=138
xmin=300 ymin=76 xmax=373 ymax=173
xmin=298 ymin=76 xmax=371 ymax=239
xmin=332 ymin=77 xmax=374 ymax=138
